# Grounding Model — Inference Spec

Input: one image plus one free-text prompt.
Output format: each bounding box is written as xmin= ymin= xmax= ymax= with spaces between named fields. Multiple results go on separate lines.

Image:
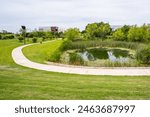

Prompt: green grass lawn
xmin=0 ymin=39 xmax=150 ymax=99
xmin=23 ymin=39 xmax=63 ymax=63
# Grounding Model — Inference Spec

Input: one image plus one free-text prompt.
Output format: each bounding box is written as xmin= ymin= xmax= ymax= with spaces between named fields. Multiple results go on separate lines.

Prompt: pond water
xmin=77 ymin=48 xmax=133 ymax=63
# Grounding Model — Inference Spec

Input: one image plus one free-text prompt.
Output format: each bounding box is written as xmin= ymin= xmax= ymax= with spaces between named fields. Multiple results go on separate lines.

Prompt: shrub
xmin=42 ymin=37 xmax=46 ymax=41
xmin=2 ymin=34 xmax=15 ymax=39
xmin=136 ymin=45 xmax=150 ymax=64
xmin=18 ymin=36 xmax=24 ymax=42
xmin=27 ymin=32 xmax=34 ymax=38
xmin=69 ymin=52 xmax=84 ymax=65
xmin=48 ymin=50 xmax=61 ymax=62
xmin=8 ymin=34 xmax=15 ymax=39
xmin=32 ymin=38 xmax=37 ymax=43
xmin=64 ymin=28 xmax=81 ymax=41
xmin=59 ymin=40 xmax=72 ymax=51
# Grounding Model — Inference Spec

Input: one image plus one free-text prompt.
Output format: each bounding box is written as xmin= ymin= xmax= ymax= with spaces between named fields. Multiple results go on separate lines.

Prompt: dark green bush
xmin=42 ymin=37 xmax=46 ymax=41
xmin=32 ymin=38 xmax=37 ymax=43
xmin=2 ymin=34 xmax=15 ymax=39
xmin=27 ymin=32 xmax=34 ymax=38
xmin=18 ymin=36 xmax=24 ymax=42
xmin=136 ymin=45 xmax=150 ymax=64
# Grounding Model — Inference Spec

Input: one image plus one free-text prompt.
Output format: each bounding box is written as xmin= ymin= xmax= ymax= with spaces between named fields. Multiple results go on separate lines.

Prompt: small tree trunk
xmin=23 ymin=37 xmax=26 ymax=44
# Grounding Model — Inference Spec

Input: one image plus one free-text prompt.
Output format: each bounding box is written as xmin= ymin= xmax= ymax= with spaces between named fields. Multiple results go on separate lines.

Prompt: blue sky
xmin=0 ymin=0 xmax=150 ymax=32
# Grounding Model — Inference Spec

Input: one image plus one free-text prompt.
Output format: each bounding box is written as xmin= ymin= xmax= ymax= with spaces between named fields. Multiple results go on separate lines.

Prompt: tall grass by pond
xmin=61 ymin=40 xmax=145 ymax=51
xmin=86 ymin=59 xmax=141 ymax=67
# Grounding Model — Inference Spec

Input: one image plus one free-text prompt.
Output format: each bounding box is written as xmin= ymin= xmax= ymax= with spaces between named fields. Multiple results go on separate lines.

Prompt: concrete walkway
xmin=12 ymin=43 xmax=150 ymax=76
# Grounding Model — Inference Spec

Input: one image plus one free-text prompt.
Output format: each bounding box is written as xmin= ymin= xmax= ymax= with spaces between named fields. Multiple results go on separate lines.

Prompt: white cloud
xmin=0 ymin=0 xmax=150 ymax=32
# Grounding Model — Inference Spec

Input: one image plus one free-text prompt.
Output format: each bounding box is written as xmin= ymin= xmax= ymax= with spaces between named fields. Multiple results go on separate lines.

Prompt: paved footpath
xmin=12 ymin=43 xmax=150 ymax=76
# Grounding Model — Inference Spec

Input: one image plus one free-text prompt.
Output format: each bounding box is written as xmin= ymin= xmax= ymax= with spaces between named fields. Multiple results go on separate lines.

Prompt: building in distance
xmin=39 ymin=26 xmax=64 ymax=33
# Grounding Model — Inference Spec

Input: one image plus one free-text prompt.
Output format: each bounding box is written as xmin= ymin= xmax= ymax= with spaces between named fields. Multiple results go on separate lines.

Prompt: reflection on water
xmin=78 ymin=51 xmax=95 ymax=61
xmin=107 ymin=51 xmax=129 ymax=63
xmin=78 ymin=49 xmax=131 ymax=63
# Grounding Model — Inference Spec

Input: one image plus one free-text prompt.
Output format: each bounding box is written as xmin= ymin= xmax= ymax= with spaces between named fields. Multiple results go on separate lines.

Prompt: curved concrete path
xmin=12 ymin=43 xmax=150 ymax=76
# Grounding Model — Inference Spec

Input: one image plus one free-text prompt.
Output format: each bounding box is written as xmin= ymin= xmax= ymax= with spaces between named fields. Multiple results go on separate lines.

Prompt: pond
xmin=60 ymin=47 xmax=135 ymax=66
xmin=76 ymin=48 xmax=134 ymax=63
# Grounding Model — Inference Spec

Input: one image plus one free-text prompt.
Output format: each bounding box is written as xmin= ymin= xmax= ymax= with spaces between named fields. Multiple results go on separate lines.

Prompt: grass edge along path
xmin=22 ymin=39 xmax=63 ymax=64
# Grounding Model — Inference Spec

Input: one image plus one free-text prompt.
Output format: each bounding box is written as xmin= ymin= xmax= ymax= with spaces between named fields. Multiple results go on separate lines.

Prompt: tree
xmin=85 ymin=22 xmax=112 ymax=40
xmin=144 ymin=24 xmax=150 ymax=42
xmin=19 ymin=26 xmax=27 ymax=44
xmin=128 ymin=25 xmax=148 ymax=42
xmin=45 ymin=31 xmax=53 ymax=39
xmin=112 ymin=29 xmax=126 ymax=41
xmin=96 ymin=22 xmax=111 ymax=38
xmin=112 ymin=25 xmax=130 ymax=41
xmin=119 ymin=25 xmax=130 ymax=34
xmin=85 ymin=23 xmax=98 ymax=39
xmin=148 ymin=28 xmax=150 ymax=42
xmin=27 ymin=32 xmax=34 ymax=38
xmin=30 ymin=31 xmax=45 ymax=38
xmin=64 ymin=28 xmax=81 ymax=41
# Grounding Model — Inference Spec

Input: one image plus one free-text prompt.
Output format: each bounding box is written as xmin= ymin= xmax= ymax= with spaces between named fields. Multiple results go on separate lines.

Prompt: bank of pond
xmin=50 ymin=40 xmax=150 ymax=67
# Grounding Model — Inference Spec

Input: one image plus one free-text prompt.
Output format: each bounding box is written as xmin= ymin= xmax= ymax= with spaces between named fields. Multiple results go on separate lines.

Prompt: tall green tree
xmin=112 ymin=29 xmax=126 ymax=41
xmin=85 ymin=22 xmax=111 ymax=40
xmin=112 ymin=25 xmax=130 ymax=41
xmin=64 ymin=28 xmax=81 ymax=41
xmin=19 ymin=26 xmax=27 ymax=44
xmin=121 ymin=25 xmax=130 ymax=34
xmin=144 ymin=24 xmax=150 ymax=42
xmin=85 ymin=23 xmax=98 ymax=39
xmin=128 ymin=25 xmax=148 ymax=42
xmin=96 ymin=22 xmax=111 ymax=38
